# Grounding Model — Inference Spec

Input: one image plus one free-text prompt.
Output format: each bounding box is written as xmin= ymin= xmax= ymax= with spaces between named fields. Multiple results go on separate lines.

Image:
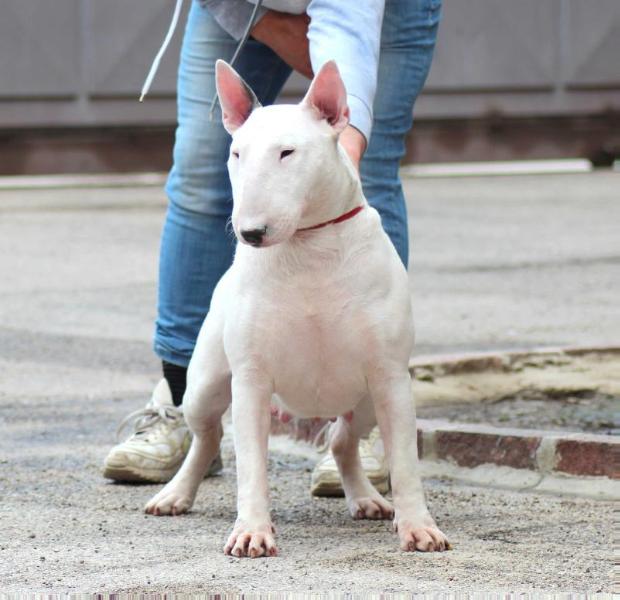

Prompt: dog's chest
xmin=253 ymin=280 xmax=378 ymax=417
xmin=225 ymin=221 xmax=407 ymax=418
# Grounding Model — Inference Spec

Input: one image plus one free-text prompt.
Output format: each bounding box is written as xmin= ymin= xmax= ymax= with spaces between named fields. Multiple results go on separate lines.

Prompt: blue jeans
xmin=154 ymin=0 xmax=441 ymax=367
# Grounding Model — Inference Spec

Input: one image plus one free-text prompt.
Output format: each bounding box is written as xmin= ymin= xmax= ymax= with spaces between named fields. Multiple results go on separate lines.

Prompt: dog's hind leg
xmin=330 ymin=396 xmax=394 ymax=521
xmin=145 ymin=316 xmax=231 ymax=517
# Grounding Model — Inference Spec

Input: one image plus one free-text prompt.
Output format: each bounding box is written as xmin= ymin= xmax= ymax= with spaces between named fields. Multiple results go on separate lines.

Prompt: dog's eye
xmin=232 ymin=151 xmax=240 ymax=159
xmin=280 ymin=149 xmax=295 ymax=160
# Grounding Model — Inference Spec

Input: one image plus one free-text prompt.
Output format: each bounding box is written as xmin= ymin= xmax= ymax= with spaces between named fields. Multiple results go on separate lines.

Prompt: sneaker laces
xmin=116 ymin=404 xmax=184 ymax=442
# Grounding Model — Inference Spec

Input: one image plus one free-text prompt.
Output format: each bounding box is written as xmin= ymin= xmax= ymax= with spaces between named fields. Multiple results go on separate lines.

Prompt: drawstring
xmin=140 ymin=0 xmax=185 ymax=102
xmin=208 ymin=0 xmax=265 ymax=120
xmin=139 ymin=0 xmax=265 ymax=118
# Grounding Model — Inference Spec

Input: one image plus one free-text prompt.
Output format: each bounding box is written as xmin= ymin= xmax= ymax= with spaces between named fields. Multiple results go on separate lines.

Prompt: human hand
xmin=251 ymin=11 xmax=313 ymax=79
xmin=339 ymin=125 xmax=367 ymax=171
xmin=252 ymin=14 xmax=367 ymax=169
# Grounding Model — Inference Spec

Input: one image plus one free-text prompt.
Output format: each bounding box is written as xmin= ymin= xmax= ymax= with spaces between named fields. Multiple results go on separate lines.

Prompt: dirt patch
xmin=418 ymin=391 xmax=618 ymax=434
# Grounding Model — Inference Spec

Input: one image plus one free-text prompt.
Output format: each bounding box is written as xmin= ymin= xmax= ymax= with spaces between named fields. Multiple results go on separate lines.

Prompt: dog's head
xmin=216 ymin=59 xmax=350 ymax=248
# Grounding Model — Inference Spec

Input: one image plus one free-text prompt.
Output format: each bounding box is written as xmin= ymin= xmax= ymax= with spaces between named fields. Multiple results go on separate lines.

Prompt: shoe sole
xmin=311 ymin=474 xmax=390 ymax=498
xmin=102 ymin=465 xmax=176 ymax=483
xmin=103 ymin=454 xmax=223 ymax=484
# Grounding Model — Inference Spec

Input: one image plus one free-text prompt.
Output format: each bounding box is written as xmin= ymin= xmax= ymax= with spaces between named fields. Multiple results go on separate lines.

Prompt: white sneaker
xmin=310 ymin=426 xmax=390 ymax=497
xmin=102 ymin=379 xmax=222 ymax=483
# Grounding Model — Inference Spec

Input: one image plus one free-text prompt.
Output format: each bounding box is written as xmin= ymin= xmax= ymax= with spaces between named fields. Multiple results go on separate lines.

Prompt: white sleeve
xmin=307 ymin=0 xmax=385 ymax=141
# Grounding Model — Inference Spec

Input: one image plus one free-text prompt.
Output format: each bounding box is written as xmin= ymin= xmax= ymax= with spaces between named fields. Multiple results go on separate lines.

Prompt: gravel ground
xmin=0 ymin=392 xmax=615 ymax=593
xmin=1 ymin=172 xmax=618 ymax=593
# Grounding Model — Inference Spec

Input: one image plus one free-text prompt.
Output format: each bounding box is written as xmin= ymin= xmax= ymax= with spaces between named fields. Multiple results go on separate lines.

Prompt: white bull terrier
xmin=145 ymin=60 xmax=449 ymax=557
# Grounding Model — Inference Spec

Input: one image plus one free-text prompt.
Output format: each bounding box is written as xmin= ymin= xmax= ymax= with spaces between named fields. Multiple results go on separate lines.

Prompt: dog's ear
xmin=302 ymin=60 xmax=350 ymax=134
xmin=215 ymin=60 xmax=261 ymax=134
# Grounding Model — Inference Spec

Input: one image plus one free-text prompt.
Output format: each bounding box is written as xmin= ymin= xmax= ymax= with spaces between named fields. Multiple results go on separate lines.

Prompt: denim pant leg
xmin=154 ymin=2 xmax=292 ymax=367
xmin=361 ymin=0 xmax=441 ymax=268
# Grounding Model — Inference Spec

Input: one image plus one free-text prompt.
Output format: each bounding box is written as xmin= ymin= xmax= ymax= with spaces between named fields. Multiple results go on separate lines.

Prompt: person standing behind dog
xmin=103 ymin=0 xmax=441 ymax=491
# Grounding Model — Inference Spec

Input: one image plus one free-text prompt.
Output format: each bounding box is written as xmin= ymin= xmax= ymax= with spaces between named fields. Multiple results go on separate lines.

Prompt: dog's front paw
xmin=224 ymin=519 xmax=277 ymax=558
xmin=394 ymin=515 xmax=450 ymax=552
xmin=144 ymin=484 xmax=195 ymax=516
xmin=348 ymin=494 xmax=394 ymax=520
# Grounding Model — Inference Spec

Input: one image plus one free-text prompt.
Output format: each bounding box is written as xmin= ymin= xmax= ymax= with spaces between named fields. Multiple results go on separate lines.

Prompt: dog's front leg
xmin=224 ymin=375 xmax=276 ymax=558
xmin=371 ymin=372 xmax=450 ymax=552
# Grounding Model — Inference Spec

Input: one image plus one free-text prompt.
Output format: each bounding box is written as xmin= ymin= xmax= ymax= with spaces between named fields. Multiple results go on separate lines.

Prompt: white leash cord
xmin=139 ymin=0 xmax=265 ymax=117
xmin=139 ymin=0 xmax=185 ymax=102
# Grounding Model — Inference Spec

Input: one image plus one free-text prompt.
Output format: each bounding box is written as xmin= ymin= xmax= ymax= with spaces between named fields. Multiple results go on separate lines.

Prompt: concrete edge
xmin=419 ymin=460 xmax=619 ymax=501
xmin=0 ymin=172 xmax=168 ymax=190
xmin=400 ymin=159 xmax=594 ymax=178
xmin=409 ymin=345 xmax=620 ymax=376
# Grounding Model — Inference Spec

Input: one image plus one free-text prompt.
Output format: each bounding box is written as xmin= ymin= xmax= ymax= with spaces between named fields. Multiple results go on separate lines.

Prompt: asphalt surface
xmin=0 ymin=170 xmax=618 ymax=593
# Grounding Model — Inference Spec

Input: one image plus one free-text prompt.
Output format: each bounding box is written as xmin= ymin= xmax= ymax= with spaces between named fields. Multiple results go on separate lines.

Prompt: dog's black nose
xmin=240 ymin=226 xmax=267 ymax=246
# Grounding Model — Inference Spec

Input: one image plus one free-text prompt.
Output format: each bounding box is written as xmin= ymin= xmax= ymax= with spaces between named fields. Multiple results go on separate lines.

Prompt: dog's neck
xmin=296 ymin=143 xmax=366 ymax=231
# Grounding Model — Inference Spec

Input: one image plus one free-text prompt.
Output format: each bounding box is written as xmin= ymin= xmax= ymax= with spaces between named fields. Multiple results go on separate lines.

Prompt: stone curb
xmin=416 ymin=419 xmax=618 ymax=480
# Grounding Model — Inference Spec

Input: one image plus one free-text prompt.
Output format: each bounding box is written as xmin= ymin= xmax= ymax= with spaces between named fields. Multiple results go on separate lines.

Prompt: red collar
xmin=297 ymin=205 xmax=365 ymax=232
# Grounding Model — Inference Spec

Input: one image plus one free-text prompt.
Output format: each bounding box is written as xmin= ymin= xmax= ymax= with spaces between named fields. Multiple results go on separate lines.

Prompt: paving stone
xmin=555 ymin=438 xmax=619 ymax=479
